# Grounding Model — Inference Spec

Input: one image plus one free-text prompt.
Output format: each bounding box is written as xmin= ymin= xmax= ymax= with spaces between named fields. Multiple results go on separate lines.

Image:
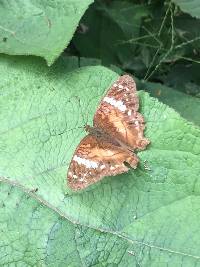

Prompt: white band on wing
xmin=73 ymin=155 xmax=98 ymax=168
xmin=103 ymin=96 xmax=126 ymax=112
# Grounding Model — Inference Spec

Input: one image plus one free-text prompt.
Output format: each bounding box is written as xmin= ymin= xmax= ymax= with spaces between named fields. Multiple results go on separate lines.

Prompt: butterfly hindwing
xmin=67 ymin=135 xmax=138 ymax=191
xmin=94 ymin=75 xmax=149 ymax=150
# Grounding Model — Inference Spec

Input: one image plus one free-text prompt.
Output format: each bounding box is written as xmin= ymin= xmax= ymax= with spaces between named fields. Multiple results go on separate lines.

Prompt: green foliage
xmin=1 ymin=55 xmax=200 ymax=266
xmin=0 ymin=0 xmax=93 ymax=65
xmin=73 ymin=1 xmax=150 ymax=68
xmin=73 ymin=0 xmax=200 ymax=92
xmin=0 ymin=0 xmax=200 ymax=266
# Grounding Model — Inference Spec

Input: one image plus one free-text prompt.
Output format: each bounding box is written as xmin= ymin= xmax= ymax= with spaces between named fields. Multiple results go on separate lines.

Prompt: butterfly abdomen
xmin=85 ymin=125 xmax=121 ymax=147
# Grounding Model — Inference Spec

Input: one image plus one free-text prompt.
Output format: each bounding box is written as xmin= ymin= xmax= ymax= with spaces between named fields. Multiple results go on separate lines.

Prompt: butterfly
xmin=67 ymin=75 xmax=150 ymax=191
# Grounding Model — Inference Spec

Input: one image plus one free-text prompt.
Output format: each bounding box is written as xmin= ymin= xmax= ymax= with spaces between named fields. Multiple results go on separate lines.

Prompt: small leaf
xmin=0 ymin=0 xmax=93 ymax=65
xmin=173 ymin=0 xmax=200 ymax=18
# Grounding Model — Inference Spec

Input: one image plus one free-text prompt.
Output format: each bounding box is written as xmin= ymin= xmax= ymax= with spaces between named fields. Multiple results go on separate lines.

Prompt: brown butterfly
xmin=67 ymin=75 xmax=150 ymax=190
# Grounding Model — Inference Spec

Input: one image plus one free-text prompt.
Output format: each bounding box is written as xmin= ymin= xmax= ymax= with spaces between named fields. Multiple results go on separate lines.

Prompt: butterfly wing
xmin=93 ymin=75 xmax=149 ymax=150
xmin=67 ymin=134 xmax=138 ymax=191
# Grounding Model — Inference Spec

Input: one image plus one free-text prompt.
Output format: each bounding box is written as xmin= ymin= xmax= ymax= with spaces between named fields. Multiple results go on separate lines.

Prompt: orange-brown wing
xmin=67 ymin=135 xmax=138 ymax=191
xmin=93 ymin=75 xmax=149 ymax=150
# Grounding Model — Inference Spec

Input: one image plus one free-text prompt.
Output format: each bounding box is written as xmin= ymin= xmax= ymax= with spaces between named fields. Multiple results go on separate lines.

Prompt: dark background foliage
xmin=69 ymin=0 xmax=200 ymax=97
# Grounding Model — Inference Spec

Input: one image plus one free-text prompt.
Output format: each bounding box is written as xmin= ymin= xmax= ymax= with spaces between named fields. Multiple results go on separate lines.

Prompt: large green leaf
xmin=173 ymin=0 xmax=200 ymax=18
xmin=0 ymin=0 xmax=93 ymax=65
xmin=1 ymin=55 xmax=200 ymax=266
xmin=0 ymin=183 xmax=137 ymax=266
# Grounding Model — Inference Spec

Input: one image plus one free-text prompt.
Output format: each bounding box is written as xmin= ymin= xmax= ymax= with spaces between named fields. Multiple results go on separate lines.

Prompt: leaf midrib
xmin=1 ymin=175 xmax=200 ymax=261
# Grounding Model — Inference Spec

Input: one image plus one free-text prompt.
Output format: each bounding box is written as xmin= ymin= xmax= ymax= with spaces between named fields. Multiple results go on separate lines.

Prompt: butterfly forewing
xmin=67 ymin=135 xmax=138 ymax=191
xmin=94 ymin=75 xmax=149 ymax=150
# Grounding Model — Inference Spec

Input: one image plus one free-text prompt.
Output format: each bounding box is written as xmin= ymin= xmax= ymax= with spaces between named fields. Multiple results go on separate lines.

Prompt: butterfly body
xmin=67 ymin=75 xmax=150 ymax=191
xmin=85 ymin=125 xmax=121 ymax=147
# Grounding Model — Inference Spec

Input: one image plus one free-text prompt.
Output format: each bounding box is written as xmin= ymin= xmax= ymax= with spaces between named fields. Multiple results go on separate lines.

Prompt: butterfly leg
xmin=125 ymin=152 xmax=139 ymax=169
